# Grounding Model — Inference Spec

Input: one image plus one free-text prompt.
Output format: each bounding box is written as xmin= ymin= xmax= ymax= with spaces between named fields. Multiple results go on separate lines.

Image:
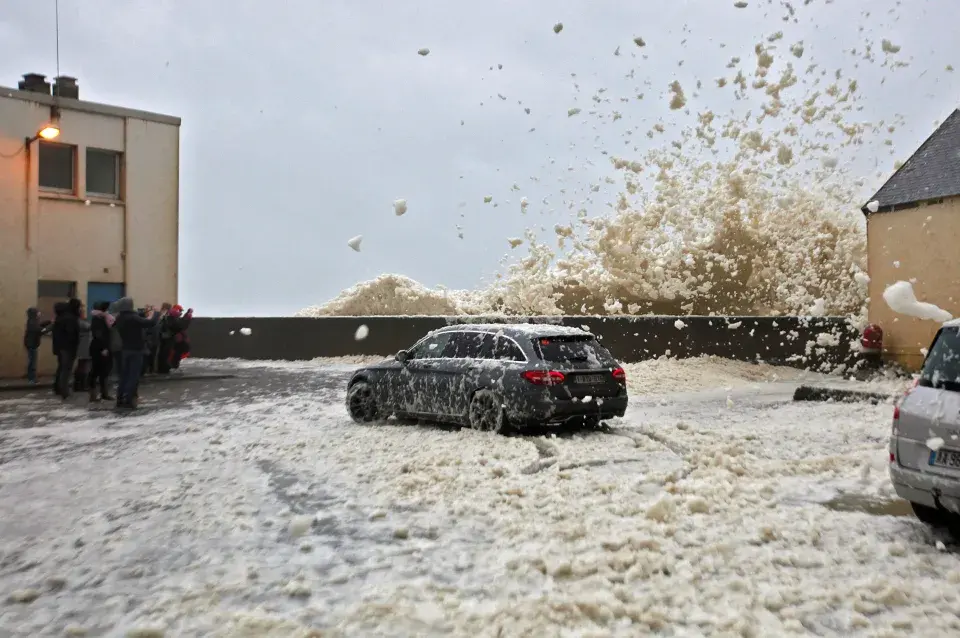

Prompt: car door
xmin=432 ymin=332 xmax=495 ymax=420
xmin=402 ymin=332 xmax=453 ymax=416
xmin=896 ymin=327 xmax=960 ymax=476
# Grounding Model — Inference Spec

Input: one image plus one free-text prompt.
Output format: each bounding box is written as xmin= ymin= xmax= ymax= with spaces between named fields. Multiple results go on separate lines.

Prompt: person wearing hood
xmin=87 ymin=301 xmax=115 ymax=401
xmin=112 ymin=297 xmax=158 ymax=409
xmin=23 ymin=308 xmax=51 ymax=384
xmin=51 ymin=299 xmax=82 ymax=398
xmin=73 ymin=303 xmax=92 ymax=393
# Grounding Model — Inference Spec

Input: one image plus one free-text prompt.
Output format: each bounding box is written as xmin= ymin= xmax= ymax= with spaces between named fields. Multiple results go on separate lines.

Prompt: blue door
xmin=87 ymin=282 xmax=125 ymax=312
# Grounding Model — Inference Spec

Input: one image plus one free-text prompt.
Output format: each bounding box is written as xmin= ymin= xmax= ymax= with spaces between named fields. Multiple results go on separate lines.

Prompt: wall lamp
xmin=25 ymin=106 xmax=61 ymax=144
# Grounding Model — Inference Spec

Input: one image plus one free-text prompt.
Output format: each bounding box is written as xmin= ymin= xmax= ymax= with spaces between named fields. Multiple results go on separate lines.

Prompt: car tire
xmin=912 ymin=502 xmax=949 ymax=527
xmin=347 ymin=381 xmax=379 ymax=423
xmin=468 ymin=390 xmax=505 ymax=433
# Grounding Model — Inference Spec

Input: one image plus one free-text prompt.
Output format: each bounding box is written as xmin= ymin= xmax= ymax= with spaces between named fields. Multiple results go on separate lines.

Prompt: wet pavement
xmin=0 ymin=360 xmax=949 ymax=637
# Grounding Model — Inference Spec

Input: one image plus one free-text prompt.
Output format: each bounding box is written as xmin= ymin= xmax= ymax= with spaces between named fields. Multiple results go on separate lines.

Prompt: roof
xmin=862 ymin=109 xmax=960 ymax=214
xmin=435 ymin=323 xmax=590 ymax=338
xmin=0 ymin=85 xmax=181 ymax=127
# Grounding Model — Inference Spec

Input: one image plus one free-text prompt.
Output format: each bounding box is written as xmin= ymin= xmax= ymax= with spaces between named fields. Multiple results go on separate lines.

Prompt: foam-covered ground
xmin=0 ymin=358 xmax=950 ymax=637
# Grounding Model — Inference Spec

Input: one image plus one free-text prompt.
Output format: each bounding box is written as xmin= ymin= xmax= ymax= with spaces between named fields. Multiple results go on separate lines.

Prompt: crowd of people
xmin=22 ymin=298 xmax=194 ymax=410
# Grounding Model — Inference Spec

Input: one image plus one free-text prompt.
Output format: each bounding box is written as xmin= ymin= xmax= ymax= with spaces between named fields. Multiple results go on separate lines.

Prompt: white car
xmin=889 ymin=322 xmax=960 ymax=530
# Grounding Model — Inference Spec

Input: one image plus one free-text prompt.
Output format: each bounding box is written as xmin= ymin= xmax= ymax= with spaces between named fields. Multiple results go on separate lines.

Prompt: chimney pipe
xmin=53 ymin=76 xmax=79 ymax=100
xmin=18 ymin=73 xmax=51 ymax=95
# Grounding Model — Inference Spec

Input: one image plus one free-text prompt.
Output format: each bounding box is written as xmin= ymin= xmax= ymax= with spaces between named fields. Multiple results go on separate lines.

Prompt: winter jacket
xmin=77 ymin=319 xmax=92 ymax=360
xmin=161 ymin=313 xmax=192 ymax=340
xmin=113 ymin=297 xmax=159 ymax=352
xmin=107 ymin=301 xmax=123 ymax=353
xmin=51 ymin=301 xmax=80 ymax=355
xmin=89 ymin=312 xmax=112 ymax=357
xmin=23 ymin=307 xmax=50 ymax=349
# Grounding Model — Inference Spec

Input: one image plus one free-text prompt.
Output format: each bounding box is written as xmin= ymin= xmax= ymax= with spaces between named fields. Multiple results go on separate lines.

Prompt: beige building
xmin=0 ymin=74 xmax=180 ymax=379
xmin=863 ymin=108 xmax=960 ymax=371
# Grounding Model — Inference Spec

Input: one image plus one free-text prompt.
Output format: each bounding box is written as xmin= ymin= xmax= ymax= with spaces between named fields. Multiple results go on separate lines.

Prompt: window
xmin=493 ymin=336 xmax=526 ymax=361
xmin=442 ymin=332 xmax=493 ymax=359
xmin=38 ymin=142 xmax=75 ymax=191
xmin=36 ymin=280 xmax=77 ymax=323
xmin=86 ymin=148 xmax=121 ymax=197
xmin=920 ymin=327 xmax=960 ymax=392
xmin=535 ymin=335 xmax=614 ymax=366
xmin=409 ymin=332 xmax=453 ymax=359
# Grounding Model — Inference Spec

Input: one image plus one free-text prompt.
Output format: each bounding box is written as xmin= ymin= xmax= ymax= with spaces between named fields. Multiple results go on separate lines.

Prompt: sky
xmin=2 ymin=0 xmax=960 ymax=316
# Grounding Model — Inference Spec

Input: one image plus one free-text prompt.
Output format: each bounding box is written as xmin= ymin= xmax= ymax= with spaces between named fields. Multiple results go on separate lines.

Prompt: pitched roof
xmin=862 ymin=108 xmax=960 ymax=214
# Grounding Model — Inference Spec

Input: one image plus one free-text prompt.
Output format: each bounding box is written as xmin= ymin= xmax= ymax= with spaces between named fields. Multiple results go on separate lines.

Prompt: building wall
xmin=867 ymin=197 xmax=960 ymax=370
xmin=0 ymin=91 xmax=179 ymax=378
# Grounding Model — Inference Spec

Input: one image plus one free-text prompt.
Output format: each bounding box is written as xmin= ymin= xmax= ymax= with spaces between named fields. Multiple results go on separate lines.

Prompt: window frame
xmin=408 ymin=332 xmax=453 ymax=360
xmin=493 ymin=335 xmax=527 ymax=362
xmin=36 ymin=280 xmax=77 ymax=324
xmin=85 ymin=147 xmax=122 ymax=199
xmin=441 ymin=331 xmax=494 ymax=359
xmin=37 ymin=141 xmax=77 ymax=193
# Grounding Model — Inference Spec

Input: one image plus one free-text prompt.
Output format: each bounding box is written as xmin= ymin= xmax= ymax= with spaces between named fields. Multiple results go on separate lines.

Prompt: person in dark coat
xmin=158 ymin=305 xmax=193 ymax=373
xmin=73 ymin=305 xmax=92 ymax=392
xmin=23 ymin=308 xmax=51 ymax=384
xmin=108 ymin=301 xmax=123 ymax=383
xmin=112 ymin=297 xmax=158 ymax=409
xmin=51 ymin=299 xmax=81 ymax=398
xmin=87 ymin=301 xmax=115 ymax=402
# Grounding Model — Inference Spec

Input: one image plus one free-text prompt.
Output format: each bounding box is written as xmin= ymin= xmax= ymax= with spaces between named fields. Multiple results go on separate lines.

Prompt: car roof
xmin=434 ymin=323 xmax=591 ymax=339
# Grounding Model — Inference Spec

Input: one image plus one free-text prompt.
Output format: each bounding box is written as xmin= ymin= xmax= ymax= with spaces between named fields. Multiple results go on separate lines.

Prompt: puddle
xmin=821 ymin=493 xmax=914 ymax=518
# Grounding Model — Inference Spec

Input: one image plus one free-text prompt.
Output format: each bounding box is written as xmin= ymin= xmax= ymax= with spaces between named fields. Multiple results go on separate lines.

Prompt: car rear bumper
xmin=890 ymin=461 xmax=960 ymax=515
xmin=508 ymin=394 xmax=628 ymax=425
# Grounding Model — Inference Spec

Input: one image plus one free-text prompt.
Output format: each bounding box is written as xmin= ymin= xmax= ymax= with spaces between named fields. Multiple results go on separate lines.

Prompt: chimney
xmin=53 ymin=76 xmax=79 ymax=99
xmin=18 ymin=73 xmax=51 ymax=95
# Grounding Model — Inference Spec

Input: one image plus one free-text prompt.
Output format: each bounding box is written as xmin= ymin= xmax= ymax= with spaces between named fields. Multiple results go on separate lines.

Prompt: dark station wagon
xmin=345 ymin=324 xmax=629 ymax=432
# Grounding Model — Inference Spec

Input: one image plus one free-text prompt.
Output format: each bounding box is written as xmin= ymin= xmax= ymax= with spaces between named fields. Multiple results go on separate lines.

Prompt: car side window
xmin=409 ymin=333 xmax=452 ymax=359
xmin=441 ymin=332 xmax=488 ymax=359
xmin=493 ymin=336 xmax=525 ymax=361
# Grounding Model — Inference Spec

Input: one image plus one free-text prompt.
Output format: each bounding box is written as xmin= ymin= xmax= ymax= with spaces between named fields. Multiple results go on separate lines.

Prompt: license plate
xmin=576 ymin=374 xmax=605 ymax=385
xmin=930 ymin=448 xmax=960 ymax=469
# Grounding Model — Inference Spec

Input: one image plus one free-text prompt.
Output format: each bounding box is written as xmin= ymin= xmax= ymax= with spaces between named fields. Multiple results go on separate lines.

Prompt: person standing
xmin=23 ymin=308 xmax=50 ymax=384
xmin=87 ymin=301 xmax=114 ymax=402
xmin=112 ymin=297 xmax=158 ymax=409
xmin=73 ymin=305 xmax=92 ymax=392
xmin=145 ymin=303 xmax=165 ymax=374
xmin=51 ymin=299 xmax=81 ymax=398
xmin=170 ymin=306 xmax=194 ymax=370
xmin=108 ymin=300 xmax=123 ymax=384
xmin=23 ymin=308 xmax=51 ymax=384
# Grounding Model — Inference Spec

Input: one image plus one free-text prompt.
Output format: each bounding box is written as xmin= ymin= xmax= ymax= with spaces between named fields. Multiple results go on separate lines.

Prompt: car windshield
xmin=534 ymin=335 xmax=613 ymax=366
xmin=919 ymin=327 xmax=960 ymax=392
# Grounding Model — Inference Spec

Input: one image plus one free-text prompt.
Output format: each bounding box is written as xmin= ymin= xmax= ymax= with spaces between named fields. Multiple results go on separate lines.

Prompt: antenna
xmin=55 ymin=0 xmax=60 ymax=80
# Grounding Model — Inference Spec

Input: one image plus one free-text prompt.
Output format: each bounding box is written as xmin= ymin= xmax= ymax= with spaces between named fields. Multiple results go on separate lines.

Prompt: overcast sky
xmin=3 ymin=0 xmax=959 ymax=316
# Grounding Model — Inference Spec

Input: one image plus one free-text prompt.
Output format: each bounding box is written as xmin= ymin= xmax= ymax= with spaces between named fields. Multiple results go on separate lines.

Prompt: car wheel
xmin=468 ymin=390 xmax=505 ymax=433
xmin=912 ymin=502 xmax=949 ymax=527
xmin=347 ymin=381 xmax=379 ymax=423
xmin=583 ymin=416 xmax=602 ymax=429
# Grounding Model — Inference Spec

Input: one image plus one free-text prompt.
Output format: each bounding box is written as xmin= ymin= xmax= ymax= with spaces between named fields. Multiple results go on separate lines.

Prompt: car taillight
xmin=893 ymin=404 xmax=900 ymax=421
xmin=612 ymin=367 xmax=626 ymax=382
xmin=521 ymin=370 xmax=566 ymax=386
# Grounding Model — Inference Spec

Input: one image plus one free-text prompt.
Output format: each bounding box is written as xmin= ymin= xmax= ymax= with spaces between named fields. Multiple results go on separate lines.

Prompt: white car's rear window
xmin=920 ymin=327 xmax=960 ymax=391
